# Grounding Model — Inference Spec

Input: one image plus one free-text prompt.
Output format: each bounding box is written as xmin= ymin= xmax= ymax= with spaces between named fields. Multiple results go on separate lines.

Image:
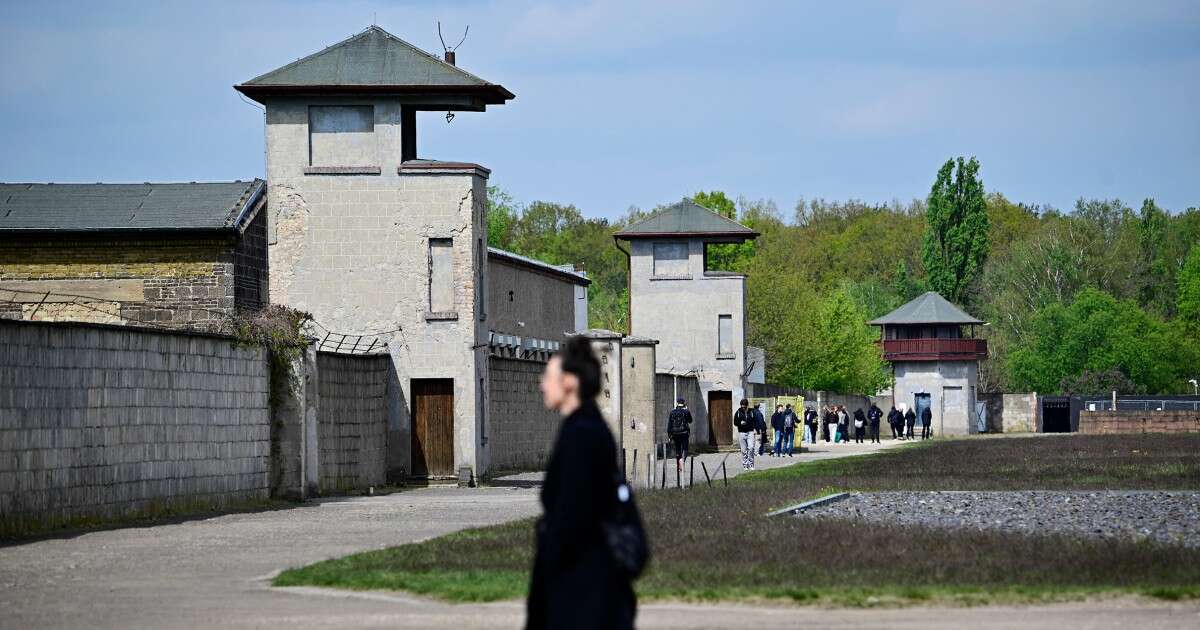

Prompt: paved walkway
xmin=3 ymin=438 xmax=1197 ymax=629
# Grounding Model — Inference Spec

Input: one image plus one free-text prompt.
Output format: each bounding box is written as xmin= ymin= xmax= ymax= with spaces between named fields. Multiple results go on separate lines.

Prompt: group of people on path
xmin=886 ymin=404 xmax=933 ymax=440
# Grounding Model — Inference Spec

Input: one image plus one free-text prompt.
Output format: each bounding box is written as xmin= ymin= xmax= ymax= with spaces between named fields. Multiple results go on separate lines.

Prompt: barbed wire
xmin=0 ymin=286 xmax=395 ymax=355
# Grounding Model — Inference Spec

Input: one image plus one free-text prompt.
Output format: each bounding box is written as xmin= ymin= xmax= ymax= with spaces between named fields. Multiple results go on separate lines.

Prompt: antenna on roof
xmin=437 ymin=21 xmax=468 ymax=65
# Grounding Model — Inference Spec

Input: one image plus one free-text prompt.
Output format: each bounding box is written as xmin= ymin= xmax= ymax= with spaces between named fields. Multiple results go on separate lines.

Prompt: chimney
xmin=444 ymin=50 xmax=456 ymax=65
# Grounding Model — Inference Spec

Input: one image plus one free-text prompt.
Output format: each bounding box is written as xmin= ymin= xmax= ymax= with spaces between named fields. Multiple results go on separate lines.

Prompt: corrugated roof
xmin=614 ymin=198 xmax=758 ymax=239
xmin=487 ymin=247 xmax=590 ymax=286
xmin=868 ymin=292 xmax=984 ymax=325
xmin=0 ymin=180 xmax=265 ymax=234
xmin=236 ymin=26 xmax=513 ymax=104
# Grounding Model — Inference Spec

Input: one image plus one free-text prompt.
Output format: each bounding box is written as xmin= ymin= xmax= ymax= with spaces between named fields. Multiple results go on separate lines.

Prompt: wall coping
xmin=0 ymin=316 xmax=244 ymax=343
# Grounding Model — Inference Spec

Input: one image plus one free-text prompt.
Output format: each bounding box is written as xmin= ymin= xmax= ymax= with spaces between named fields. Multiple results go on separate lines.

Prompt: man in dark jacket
xmin=528 ymin=337 xmax=636 ymax=630
xmin=921 ymin=406 xmax=933 ymax=439
xmin=778 ymin=404 xmax=798 ymax=457
xmin=867 ymin=403 xmax=883 ymax=444
xmin=734 ymin=399 xmax=756 ymax=470
xmin=804 ymin=407 xmax=818 ymax=445
xmin=754 ymin=402 xmax=769 ymax=456
xmin=888 ymin=406 xmax=902 ymax=439
xmin=769 ymin=405 xmax=784 ymax=457
xmin=904 ymin=407 xmax=917 ymax=439
xmin=667 ymin=399 xmax=693 ymax=473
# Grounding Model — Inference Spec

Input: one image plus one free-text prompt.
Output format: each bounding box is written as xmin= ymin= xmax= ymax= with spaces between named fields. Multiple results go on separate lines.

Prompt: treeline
xmin=486 ymin=162 xmax=1200 ymax=395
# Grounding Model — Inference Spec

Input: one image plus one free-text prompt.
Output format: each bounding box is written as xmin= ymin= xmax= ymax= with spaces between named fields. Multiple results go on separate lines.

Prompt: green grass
xmin=274 ymin=434 xmax=1200 ymax=606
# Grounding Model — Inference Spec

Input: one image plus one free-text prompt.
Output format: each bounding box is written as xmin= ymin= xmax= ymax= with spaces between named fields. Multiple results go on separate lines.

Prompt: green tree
xmin=803 ymin=288 xmax=889 ymax=393
xmin=922 ymin=157 xmax=990 ymax=304
xmin=485 ymin=186 xmax=519 ymax=248
xmin=1006 ymin=288 xmax=1190 ymax=394
xmin=1178 ymin=245 xmax=1200 ymax=332
xmin=692 ymin=191 xmax=757 ymax=272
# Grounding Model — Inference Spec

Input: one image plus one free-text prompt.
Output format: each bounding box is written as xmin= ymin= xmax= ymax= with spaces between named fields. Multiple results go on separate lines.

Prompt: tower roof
xmin=868 ymin=292 xmax=983 ymax=326
xmin=614 ymin=198 xmax=758 ymax=240
xmin=235 ymin=26 xmax=513 ymax=107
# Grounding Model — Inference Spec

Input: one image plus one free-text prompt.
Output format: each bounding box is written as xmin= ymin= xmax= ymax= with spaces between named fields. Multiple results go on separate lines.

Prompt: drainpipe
xmin=614 ymin=235 xmax=631 ymax=334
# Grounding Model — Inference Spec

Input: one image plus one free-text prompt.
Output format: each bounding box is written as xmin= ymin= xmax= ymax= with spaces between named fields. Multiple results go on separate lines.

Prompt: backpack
xmin=783 ymin=412 xmax=795 ymax=429
xmin=667 ymin=408 xmax=690 ymax=436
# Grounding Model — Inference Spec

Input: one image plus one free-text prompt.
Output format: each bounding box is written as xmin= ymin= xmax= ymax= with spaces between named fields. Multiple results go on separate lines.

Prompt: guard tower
xmin=614 ymin=199 xmax=758 ymax=450
xmin=236 ymin=26 xmax=513 ymax=482
xmin=869 ymin=291 xmax=988 ymax=436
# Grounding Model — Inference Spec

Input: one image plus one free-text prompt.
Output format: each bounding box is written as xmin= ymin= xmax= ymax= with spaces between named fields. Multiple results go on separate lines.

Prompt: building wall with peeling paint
xmin=262 ymin=96 xmax=490 ymax=479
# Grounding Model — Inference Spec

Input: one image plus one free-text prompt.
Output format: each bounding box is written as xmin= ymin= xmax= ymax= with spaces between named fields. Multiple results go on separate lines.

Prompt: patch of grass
xmin=273 ymin=434 xmax=1200 ymax=605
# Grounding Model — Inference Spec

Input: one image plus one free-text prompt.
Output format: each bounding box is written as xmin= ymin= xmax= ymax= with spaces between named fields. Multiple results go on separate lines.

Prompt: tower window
xmin=653 ymin=242 xmax=689 ymax=276
xmin=309 ymin=105 xmax=375 ymax=166
xmin=429 ymin=238 xmax=454 ymax=313
xmin=718 ymin=314 xmax=733 ymax=356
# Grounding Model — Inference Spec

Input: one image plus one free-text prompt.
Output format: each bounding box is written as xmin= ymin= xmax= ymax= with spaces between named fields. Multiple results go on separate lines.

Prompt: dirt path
xmin=3 ymin=439 xmax=1194 ymax=629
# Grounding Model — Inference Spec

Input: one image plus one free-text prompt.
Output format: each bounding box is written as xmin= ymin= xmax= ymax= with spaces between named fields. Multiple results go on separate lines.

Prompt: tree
xmin=922 ymin=157 xmax=990 ymax=305
xmin=692 ymin=191 xmax=756 ymax=272
xmin=803 ymin=289 xmax=889 ymax=394
xmin=1059 ymin=369 xmax=1137 ymax=396
xmin=1178 ymin=246 xmax=1200 ymax=332
xmin=485 ymin=186 xmax=519 ymax=248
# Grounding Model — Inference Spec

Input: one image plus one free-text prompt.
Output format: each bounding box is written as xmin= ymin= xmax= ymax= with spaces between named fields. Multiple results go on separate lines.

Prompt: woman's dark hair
xmin=559 ymin=336 xmax=601 ymax=400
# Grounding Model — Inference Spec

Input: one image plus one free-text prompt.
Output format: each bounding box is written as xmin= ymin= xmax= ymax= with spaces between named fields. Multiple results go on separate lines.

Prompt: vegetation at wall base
xmin=272 ymin=435 xmax=1200 ymax=606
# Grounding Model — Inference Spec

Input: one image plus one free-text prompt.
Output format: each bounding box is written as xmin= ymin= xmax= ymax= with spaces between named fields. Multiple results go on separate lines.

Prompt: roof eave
xmin=613 ymin=230 xmax=760 ymax=240
xmin=234 ymin=83 xmax=514 ymax=106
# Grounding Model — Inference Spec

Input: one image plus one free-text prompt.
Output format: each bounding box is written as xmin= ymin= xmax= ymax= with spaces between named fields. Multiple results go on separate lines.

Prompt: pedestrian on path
xmin=530 ymin=336 xmax=638 ymax=630
xmin=804 ymin=406 xmax=819 ymax=444
xmin=921 ymin=406 xmax=933 ymax=440
xmin=734 ymin=399 xmax=756 ymax=470
xmin=754 ymin=402 xmax=769 ymax=457
xmin=824 ymin=406 xmax=838 ymax=443
xmin=777 ymin=404 xmax=797 ymax=457
xmin=769 ymin=405 xmax=784 ymax=455
xmin=904 ymin=407 xmax=917 ymax=439
xmin=868 ymin=403 xmax=882 ymax=444
xmin=887 ymin=406 xmax=902 ymax=439
xmin=852 ymin=408 xmax=867 ymax=443
xmin=666 ymin=399 xmax=693 ymax=474
xmin=836 ymin=406 xmax=850 ymax=444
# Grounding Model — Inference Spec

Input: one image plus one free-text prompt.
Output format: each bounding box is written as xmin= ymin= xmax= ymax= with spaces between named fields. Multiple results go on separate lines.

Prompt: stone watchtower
xmin=869 ymin=291 xmax=988 ymax=436
xmin=236 ymin=26 xmax=513 ymax=481
xmin=614 ymin=199 xmax=758 ymax=450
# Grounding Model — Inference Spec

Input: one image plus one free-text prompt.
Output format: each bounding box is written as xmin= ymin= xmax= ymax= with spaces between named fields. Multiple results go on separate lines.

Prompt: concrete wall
xmin=1078 ymin=410 xmax=1200 ymax=434
xmin=316 ymin=352 xmax=390 ymax=492
xmin=486 ymin=356 xmax=561 ymax=472
xmin=620 ymin=340 xmax=657 ymax=488
xmin=486 ymin=256 xmax=580 ymax=344
xmin=889 ymin=360 xmax=980 ymax=436
xmin=628 ymin=238 xmax=746 ymax=445
xmin=0 ymin=233 xmax=259 ymax=331
xmin=979 ymin=392 xmax=1038 ymax=433
xmin=0 ymin=319 xmax=271 ymax=535
xmin=263 ymin=95 xmax=489 ymax=478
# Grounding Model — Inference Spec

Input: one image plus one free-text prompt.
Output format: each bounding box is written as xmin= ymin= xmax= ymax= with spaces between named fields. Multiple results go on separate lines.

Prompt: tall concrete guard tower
xmin=615 ymin=199 xmax=758 ymax=450
xmin=236 ymin=26 xmax=513 ymax=482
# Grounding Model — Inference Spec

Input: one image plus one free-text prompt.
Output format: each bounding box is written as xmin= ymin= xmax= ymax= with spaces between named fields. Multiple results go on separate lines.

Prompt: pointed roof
xmin=235 ymin=26 xmax=513 ymax=106
xmin=869 ymin=292 xmax=983 ymax=326
xmin=614 ymin=198 xmax=759 ymax=240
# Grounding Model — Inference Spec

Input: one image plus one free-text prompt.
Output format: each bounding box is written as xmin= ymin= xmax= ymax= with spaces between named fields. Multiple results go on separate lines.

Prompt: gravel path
xmin=796 ymin=491 xmax=1200 ymax=548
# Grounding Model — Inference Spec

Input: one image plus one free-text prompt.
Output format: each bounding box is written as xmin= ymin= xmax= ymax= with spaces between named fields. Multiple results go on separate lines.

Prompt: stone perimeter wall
xmin=1079 ymin=410 xmax=1200 ymax=434
xmin=487 ymin=356 xmax=560 ymax=472
xmin=0 ymin=319 xmax=271 ymax=535
xmin=316 ymin=351 xmax=390 ymax=492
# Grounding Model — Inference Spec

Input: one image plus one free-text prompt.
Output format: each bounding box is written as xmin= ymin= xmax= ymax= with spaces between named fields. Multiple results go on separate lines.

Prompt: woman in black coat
xmin=527 ymin=337 xmax=636 ymax=630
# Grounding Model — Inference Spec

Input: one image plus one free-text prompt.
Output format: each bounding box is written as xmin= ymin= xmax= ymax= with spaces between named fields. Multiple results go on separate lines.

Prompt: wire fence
xmin=0 ymin=286 xmax=395 ymax=355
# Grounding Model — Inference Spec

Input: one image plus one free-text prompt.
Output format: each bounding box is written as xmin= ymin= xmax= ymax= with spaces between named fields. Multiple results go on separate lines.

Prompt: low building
xmin=616 ymin=198 xmax=759 ymax=449
xmin=0 ymin=180 xmax=267 ymax=329
xmin=870 ymin=291 xmax=988 ymax=436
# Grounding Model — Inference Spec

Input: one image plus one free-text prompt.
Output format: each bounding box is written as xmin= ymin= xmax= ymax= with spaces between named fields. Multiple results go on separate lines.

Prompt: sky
xmin=1 ymin=0 xmax=1198 ymax=220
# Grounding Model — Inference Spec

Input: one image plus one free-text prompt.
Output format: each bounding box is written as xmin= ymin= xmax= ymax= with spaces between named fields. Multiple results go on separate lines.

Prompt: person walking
xmin=804 ymin=406 xmax=818 ymax=445
xmin=528 ymin=336 xmax=638 ymax=630
xmin=852 ymin=408 xmax=867 ymax=443
xmin=921 ymin=405 xmax=933 ymax=440
xmin=779 ymin=404 xmax=797 ymax=457
xmin=824 ymin=406 xmax=837 ymax=443
xmin=904 ymin=407 xmax=917 ymax=440
xmin=836 ymin=406 xmax=850 ymax=444
xmin=868 ymin=403 xmax=883 ymax=444
xmin=754 ymin=402 xmax=770 ymax=457
xmin=769 ymin=405 xmax=785 ymax=456
xmin=666 ymin=398 xmax=693 ymax=474
xmin=887 ymin=406 xmax=902 ymax=440
xmin=734 ymin=399 xmax=756 ymax=470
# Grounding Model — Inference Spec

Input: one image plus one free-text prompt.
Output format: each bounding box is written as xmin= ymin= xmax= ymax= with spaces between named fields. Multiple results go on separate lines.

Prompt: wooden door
xmin=707 ymin=390 xmax=733 ymax=448
xmin=411 ymin=379 xmax=454 ymax=477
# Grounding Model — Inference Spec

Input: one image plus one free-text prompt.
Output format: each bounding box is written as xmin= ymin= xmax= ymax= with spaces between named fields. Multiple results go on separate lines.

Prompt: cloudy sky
xmin=1 ymin=0 xmax=1197 ymax=218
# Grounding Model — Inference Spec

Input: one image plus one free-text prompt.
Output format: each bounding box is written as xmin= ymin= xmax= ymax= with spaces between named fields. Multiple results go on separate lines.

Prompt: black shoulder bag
xmin=602 ymin=476 xmax=650 ymax=579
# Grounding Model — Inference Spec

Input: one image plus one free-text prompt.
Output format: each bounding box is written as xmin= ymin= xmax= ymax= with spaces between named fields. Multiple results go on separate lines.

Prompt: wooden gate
xmin=411 ymin=379 xmax=454 ymax=478
xmin=707 ymin=390 xmax=733 ymax=448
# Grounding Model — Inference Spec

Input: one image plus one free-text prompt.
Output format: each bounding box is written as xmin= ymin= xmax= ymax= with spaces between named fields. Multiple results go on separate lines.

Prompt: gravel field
xmin=797 ymin=491 xmax=1200 ymax=548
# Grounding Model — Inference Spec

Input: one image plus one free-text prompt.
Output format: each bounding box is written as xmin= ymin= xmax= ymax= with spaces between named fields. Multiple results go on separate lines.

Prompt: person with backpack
xmin=734 ymin=399 xmax=757 ymax=470
xmin=529 ymin=336 xmax=639 ymax=630
xmin=777 ymin=404 xmax=797 ymax=457
xmin=904 ymin=407 xmax=917 ymax=439
xmin=852 ymin=408 xmax=867 ymax=443
xmin=769 ymin=404 xmax=784 ymax=456
xmin=867 ymin=403 xmax=883 ymax=444
xmin=666 ymin=399 xmax=693 ymax=473
xmin=921 ymin=405 xmax=933 ymax=440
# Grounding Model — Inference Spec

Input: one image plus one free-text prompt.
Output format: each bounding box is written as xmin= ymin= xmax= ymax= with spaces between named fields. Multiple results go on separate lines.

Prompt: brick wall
xmin=1079 ymin=410 xmax=1200 ymax=434
xmin=487 ymin=356 xmax=561 ymax=472
xmin=0 ymin=319 xmax=271 ymax=535
xmin=316 ymin=352 xmax=389 ymax=492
